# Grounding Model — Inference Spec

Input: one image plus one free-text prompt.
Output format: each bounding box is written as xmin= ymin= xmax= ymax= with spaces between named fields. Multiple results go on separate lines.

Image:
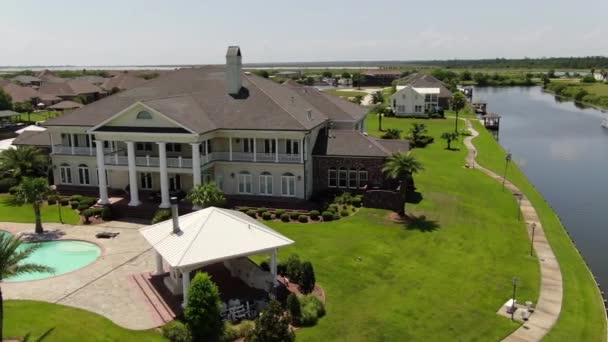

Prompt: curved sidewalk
xmin=463 ymin=119 xmax=563 ymax=342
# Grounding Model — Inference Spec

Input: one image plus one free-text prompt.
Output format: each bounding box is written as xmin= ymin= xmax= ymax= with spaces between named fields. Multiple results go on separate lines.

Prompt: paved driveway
xmin=1 ymin=221 xmax=160 ymax=330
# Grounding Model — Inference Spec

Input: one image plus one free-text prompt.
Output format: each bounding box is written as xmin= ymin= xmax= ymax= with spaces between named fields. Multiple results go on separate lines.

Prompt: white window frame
xmin=348 ymin=169 xmax=358 ymax=189
xmin=338 ymin=168 xmax=347 ymax=188
xmin=414 ymin=105 xmax=422 ymax=113
xmin=285 ymin=139 xmax=299 ymax=155
xmin=243 ymin=138 xmax=254 ymax=153
xmin=78 ymin=164 xmax=90 ymax=185
xmin=166 ymin=143 xmax=182 ymax=153
xmin=397 ymin=105 xmax=405 ymax=113
xmin=60 ymin=164 xmax=72 ymax=184
xmin=259 ymin=172 xmax=273 ymax=195
xmin=238 ymin=172 xmax=252 ymax=194
xmin=359 ymin=170 xmax=368 ymax=189
xmin=328 ymin=168 xmax=337 ymax=188
xmin=140 ymin=172 xmax=153 ymax=190
xmin=263 ymin=139 xmax=276 ymax=153
xmin=281 ymin=173 xmax=296 ymax=197
xmin=136 ymin=142 xmax=153 ymax=152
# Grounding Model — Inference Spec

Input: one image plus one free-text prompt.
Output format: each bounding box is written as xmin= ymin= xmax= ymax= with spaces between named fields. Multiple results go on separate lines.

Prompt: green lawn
xmin=263 ymin=115 xmax=541 ymax=341
xmin=323 ymin=89 xmax=368 ymax=98
xmin=470 ymin=119 xmax=607 ymax=341
xmin=10 ymin=111 xmax=61 ymax=123
xmin=0 ymin=194 xmax=80 ymax=224
xmin=4 ymin=300 xmax=166 ymax=342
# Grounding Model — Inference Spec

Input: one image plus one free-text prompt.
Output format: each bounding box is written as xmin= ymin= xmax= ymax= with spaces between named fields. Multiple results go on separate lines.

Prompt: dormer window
xmin=137 ymin=111 xmax=152 ymax=119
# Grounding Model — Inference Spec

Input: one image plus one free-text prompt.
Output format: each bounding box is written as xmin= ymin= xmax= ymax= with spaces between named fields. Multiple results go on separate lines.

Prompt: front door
xmin=169 ymin=174 xmax=181 ymax=192
xmin=140 ymin=172 xmax=152 ymax=190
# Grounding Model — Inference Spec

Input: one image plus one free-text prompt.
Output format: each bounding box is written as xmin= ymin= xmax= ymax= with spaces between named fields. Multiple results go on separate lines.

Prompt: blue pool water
xmin=0 ymin=231 xmax=101 ymax=282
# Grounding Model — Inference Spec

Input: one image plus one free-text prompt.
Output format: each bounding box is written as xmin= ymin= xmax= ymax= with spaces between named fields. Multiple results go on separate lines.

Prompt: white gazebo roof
xmin=139 ymin=207 xmax=294 ymax=270
xmin=16 ymin=125 xmax=46 ymax=134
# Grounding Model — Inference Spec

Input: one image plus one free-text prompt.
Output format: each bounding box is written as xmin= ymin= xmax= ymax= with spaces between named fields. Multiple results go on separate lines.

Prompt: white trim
xmin=259 ymin=172 xmax=273 ymax=195
xmin=281 ymin=173 xmax=296 ymax=197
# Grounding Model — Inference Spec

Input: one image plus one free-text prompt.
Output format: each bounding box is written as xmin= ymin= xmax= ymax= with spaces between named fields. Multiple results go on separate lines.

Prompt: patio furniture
xmin=96 ymin=232 xmax=120 ymax=239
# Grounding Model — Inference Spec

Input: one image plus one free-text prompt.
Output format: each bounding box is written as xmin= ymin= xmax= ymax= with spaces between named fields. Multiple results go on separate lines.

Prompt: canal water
xmin=473 ymin=86 xmax=608 ymax=295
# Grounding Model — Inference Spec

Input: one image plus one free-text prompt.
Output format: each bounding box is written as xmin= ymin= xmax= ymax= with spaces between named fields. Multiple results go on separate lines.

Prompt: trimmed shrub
xmin=70 ymin=195 xmax=83 ymax=202
xmin=351 ymin=197 xmax=362 ymax=207
xmin=257 ymin=207 xmax=268 ymax=215
xmin=280 ymin=213 xmax=290 ymax=222
xmin=221 ymin=320 xmax=254 ymax=342
xmin=284 ymin=254 xmax=302 ymax=283
xmin=101 ymin=207 xmax=112 ymax=221
xmin=277 ymin=262 xmax=286 ymax=275
xmin=184 ymin=272 xmax=222 ymax=341
xmin=80 ymin=197 xmax=97 ymax=207
xmin=60 ymin=198 xmax=69 ymax=206
xmin=162 ymin=321 xmax=192 ymax=342
xmin=262 ymin=211 xmax=272 ymax=220
xmin=321 ymin=211 xmax=334 ymax=221
xmin=70 ymin=201 xmax=79 ymax=209
xmin=328 ymin=204 xmax=338 ymax=213
xmin=309 ymin=210 xmax=320 ymax=221
xmin=340 ymin=209 xmax=349 ymax=217
xmin=78 ymin=203 xmax=90 ymax=211
xmin=300 ymin=295 xmax=325 ymax=317
xmin=152 ymin=209 xmax=172 ymax=224
xmin=8 ymin=186 xmax=19 ymax=195
xmin=299 ymin=296 xmax=325 ymax=327
xmin=286 ymin=293 xmax=301 ymax=325
xmin=298 ymin=215 xmax=308 ymax=223
xmin=81 ymin=209 xmax=94 ymax=224
xmin=239 ymin=207 xmax=250 ymax=213
xmin=333 ymin=213 xmax=341 ymax=221
xmin=300 ymin=304 xmax=319 ymax=326
xmin=47 ymin=196 xmax=57 ymax=205
xmin=274 ymin=209 xmax=286 ymax=217
xmin=289 ymin=212 xmax=300 ymax=220
xmin=249 ymin=300 xmax=294 ymax=342
xmin=246 ymin=209 xmax=257 ymax=219
xmin=300 ymin=262 xmax=316 ymax=294
xmin=0 ymin=177 xmax=18 ymax=192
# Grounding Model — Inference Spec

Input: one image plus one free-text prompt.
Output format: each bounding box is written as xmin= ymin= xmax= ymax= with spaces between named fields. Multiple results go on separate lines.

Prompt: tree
xmin=247 ymin=300 xmax=294 ymax=342
xmin=300 ymin=261 xmax=316 ymax=294
xmin=440 ymin=131 xmax=459 ymax=150
xmin=0 ymin=88 xmax=12 ymax=111
xmin=187 ymin=183 xmax=226 ymax=209
xmin=0 ymin=146 xmax=47 ymax=179
xmin=322 ymin=71 xmax=332 ymax=78
xmin=381 ymin=128 xmax=402 ymax=139
xmin=351 ymin=73 xmax=365 ymax=88
xmin=547 ymin=69 xmax=556 ymax=78
xmin=409 ymin=123 xmax=427 ymax=146
xmin=256 ymin=70 xmax=270 ymax=79
xmin=351 ymin=95 xmax=364 ymax=104
xmin=286 ymin=293 xmax=301 ymax=325
xmin=382 ymin=153 xmax=424 ymax=215
xmin=13 ymin=177 xmax=52 ymax=234
xmin=184 ymin=272 xmax=222 ymax=341
xmin=13 ymin=102 xmax=33 ymax=122
xmin=341 ymin=72 xmax=351 ymax=79
xmin=451 ymin=91 xmax=467 ymax=133
xmin=371 ymin=91 xmax=384 ymax=104
xmin=461 ymin=70 xmax=472 ymax=81
xmin=0 ymin=233 xmax=53 ymax=340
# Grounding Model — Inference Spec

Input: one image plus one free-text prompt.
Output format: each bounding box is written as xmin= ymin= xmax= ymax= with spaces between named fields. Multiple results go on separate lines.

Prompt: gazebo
xmin=48 ymin=100 xmax=84 ymax=111
xmin=139 ymin=200 xmax=294 ymax=307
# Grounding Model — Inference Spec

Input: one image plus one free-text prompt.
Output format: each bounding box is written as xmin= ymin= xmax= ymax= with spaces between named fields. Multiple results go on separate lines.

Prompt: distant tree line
xmin=408 ymin=56 xmax=608 ymax=69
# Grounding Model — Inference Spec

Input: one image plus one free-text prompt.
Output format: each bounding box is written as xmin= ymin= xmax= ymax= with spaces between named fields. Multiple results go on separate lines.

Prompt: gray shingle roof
xmin=12 ymin=130 xmax=51 ymax=147
xmin=44 ymin=66 xmax=367 ymax=133
xmin=397 ymin=73 xmax=452 ymax=98
xmin=313 ymin=129 xmax=409 ymax=157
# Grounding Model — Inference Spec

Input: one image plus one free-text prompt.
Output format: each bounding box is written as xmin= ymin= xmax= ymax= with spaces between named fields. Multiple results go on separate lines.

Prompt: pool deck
xmin=0 ymin=221 xmax=162 ymax=330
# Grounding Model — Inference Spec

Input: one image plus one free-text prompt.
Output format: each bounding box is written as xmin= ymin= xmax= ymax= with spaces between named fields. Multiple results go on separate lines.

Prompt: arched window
xmin=358 ymin=169 xmax=368 ymax=189
xmin=60 ymin=163 xmax=72 ymax=184
xmin=78 ymin=164 xmax=90 ymax=185
xmin=259 ymin=172 xmax=273 ymax=195
xmin=281 ymin=172 xmax=296 ymax=197
xmin=338 ymin=167 xmax=347 ymax=188
xmin=328 ymin=167 xmax=337 ymax=188
xmin=348 ymin=168 xmax=358 ymax=188
xmin=238 ymin=171 xmax=252 ymax=194
xmin=136 ymin=111 xmax=152 ymax=119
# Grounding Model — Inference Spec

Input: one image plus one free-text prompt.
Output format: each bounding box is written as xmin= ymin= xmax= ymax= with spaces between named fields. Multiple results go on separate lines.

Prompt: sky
xmin=1 ymin=0 xmax=607 ymax=66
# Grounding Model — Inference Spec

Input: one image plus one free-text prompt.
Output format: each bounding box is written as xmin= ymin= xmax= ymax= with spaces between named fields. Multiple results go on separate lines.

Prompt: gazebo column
xmin=271 ymin=248 xmax=278 ymax=286
xmin=181 ymin=269 xmax=191 ymax=308
xmin=155 ymin=252 xmax=164 ymax=275
xmin=191 ymin=143 xmax=201 ymax=187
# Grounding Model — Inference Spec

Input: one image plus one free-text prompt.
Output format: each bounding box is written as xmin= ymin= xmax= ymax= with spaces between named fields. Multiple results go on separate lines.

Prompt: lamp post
xmin=502 ymin=152 xmax=512 ymax=190
xmin=50 ymin=185 xmax=63 ymax=224
xmin=515 ymin=192 xmax=523 ymax=221
xmin=530 ymin=223 xmax=537 ymax=256
xmin=511 ymin=277 xmax=519 ymax=321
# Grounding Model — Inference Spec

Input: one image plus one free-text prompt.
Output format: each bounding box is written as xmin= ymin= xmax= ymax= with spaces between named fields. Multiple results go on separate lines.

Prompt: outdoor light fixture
xmin=503 ymin=152 xmax=512 ymax=190
xmin=230 ymin=173 xmax=235 ymax=178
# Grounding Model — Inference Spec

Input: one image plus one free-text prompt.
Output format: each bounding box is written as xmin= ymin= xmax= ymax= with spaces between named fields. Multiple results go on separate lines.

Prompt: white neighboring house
xmin=391 ymin=85 xmax=440 ymax=116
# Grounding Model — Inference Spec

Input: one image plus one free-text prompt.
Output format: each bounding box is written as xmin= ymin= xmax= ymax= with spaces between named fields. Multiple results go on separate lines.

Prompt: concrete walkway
xmin=1 ymin=221 xmax=161 ymax=330
xmin=463 ymin=119 xmax=563 ymax=342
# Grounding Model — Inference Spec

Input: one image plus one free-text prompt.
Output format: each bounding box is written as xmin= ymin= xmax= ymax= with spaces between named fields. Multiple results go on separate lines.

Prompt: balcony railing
xmin=53 ymin=145 xmax=115 ymax=156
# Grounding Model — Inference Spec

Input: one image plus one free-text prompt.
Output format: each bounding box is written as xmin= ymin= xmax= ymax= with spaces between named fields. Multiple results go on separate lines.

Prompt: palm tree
xmin=451 ymin=91 xmax=467 ymax=133
xmin=0 ymin=233 xmax=53 ymax=340
xmin=13 ymin=178 xmax=52 ymax=234
xmin=0 ymin=146 xmax=47 ymax=179
xmin=187 ymin=183 xmax=226 ymax=209
xmin=441 ymin=131 xmax=459 ymax=150
xmin=382 ymin=153 xmax=425 ymax=215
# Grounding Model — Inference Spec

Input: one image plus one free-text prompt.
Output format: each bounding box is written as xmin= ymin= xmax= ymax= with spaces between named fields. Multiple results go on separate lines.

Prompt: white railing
xmin=104 ymin=155 xmax=128 ymax=165
xmin=198 ymin=151 xmax=302 ymax=164
xmin=54 ymin=145 xmax=116 ymax=156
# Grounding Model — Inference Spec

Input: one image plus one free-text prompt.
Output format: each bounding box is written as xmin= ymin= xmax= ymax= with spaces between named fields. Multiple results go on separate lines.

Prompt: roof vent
xmin=307 ymin=109 xmax=312 ymax=121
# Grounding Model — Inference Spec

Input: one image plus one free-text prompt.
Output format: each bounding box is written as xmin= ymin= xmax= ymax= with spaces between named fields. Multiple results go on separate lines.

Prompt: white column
xmin=95 ymin=141 xmax=109 ymax=205
xmin=191 ymin=143 xmax=201 ymax=186
xmin=181 ymin=269 xmax=190 ymax=308
xmin=88 ymin=134 xmax=93 ymax=155
xmin=205 ymin=140 xmax=210 ymax=163
xmin=271 ymin=249 xmax=278 ymax=286
xmin=229 ymin=137 xmax=233 ymax=161
xmin=70 ymin=134 xmax=75 ymax=155
xmin=253 ymin=137 xmax=257 ymax=162
xmin=275 ymin=137 xmax=279 ymax=163
xmin=126 ymin=141 xmax=140 ymax=206
xmin=158 ymin=142 xmax=170 ymax=208
xmin=300 ymin=137 xmax=304 ymax=163
xmin=155 ymin=252 xmax=164 ymax=275
xmin=50 ymin=134 xmax=55 ymax=154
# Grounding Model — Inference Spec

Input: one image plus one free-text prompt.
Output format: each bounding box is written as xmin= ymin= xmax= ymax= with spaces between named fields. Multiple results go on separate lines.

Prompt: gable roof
xmin=397 ymin=73 xmax=452 ymax=98
xmin=44 ymin=66 xmax=367 ymax=133
xmin=139 ymin=207 xmax=294 ymax=268
xmin=313 ymin=129 xmax=409 ymax=157
xmin=48 ymin=100 xmax=84 ymax=110
xmin=100 ymin=73 xmax=147 ymax=91
xmin=1 ymin=83 xmax=38 ymax=103
xmin=12 ymin=130 xmax=51 ymax=147
xmin=11 ymin=75 xmax=41 ymax=84
xmin=38 ymin=79 xmax=102 ymax=97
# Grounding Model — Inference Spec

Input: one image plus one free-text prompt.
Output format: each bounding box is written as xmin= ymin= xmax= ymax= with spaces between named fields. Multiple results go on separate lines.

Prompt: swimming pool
xmin=0 ymin=230 xmax=101 ymax=282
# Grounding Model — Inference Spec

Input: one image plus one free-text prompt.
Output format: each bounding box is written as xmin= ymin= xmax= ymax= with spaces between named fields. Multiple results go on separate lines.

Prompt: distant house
xmin=75 ymin=75 xmax=107 ymax=85
xmin=36 ymin=69 xmax=65 ymax=83
xmin=391 ymin=85 xmax=440 ymax=116
xmin=100 ymin=73 xmax=147 ymax=92
xmin=337 ymin=78 xmax=352 ymax=86
xmin=360 ymin=69 xmax=402 ymax=86
xmin=395 ymin=73 xmax=452 ymax=108
xmin=39 ymin=79 xmax=104 ymax=104
xmin=1 ymin=83 xmax=39 ymax=104
xmin=11 ymin=75 xmax=42 ymax=87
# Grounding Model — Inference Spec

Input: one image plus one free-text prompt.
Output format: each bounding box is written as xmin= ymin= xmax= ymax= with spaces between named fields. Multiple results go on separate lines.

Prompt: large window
xmin=166 ymin=143 xmax=182 ymax=153
xmin=328 ymin=168 xmax=337 ymax=188
xmin=348 ymin=169 xmax=358 ymax=188
xmin=238 ymin=171 xmax=252 ymax=194
xmin=136 ymin=142 xmax=153 ymax=152
xmin=263 ymin=139 xmax=276 ymax=153
xmin=338 ymin=167 xmax=347 ymax=188
xmin=259 ymin=172 xmax=273 ymax=195
xmin=285 ymin=140 xmax=299 ymax=155
xmin=397 ymin=105 xmax=405 ymax=113
xmin=140 ymin=172 xmax=152 ymax=190
xmin=60 ymin=163 xmax=72 ymax=184
xmin=78 ymin=164 xmax=90 ymax=185
xmin=281 ymin=173 xmax=296 ymax=197
xmin=243 ymin=138 xmax=254 ymax=153
xmin=358 ymin=169 xmax=368 ymax=188
xmin=414 ymin=105 xmax=423 ymax=113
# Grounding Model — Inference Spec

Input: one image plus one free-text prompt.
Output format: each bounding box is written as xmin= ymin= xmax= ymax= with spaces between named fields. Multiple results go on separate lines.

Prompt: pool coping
xmin=2 ymin=231 xmax=107 ymax=284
